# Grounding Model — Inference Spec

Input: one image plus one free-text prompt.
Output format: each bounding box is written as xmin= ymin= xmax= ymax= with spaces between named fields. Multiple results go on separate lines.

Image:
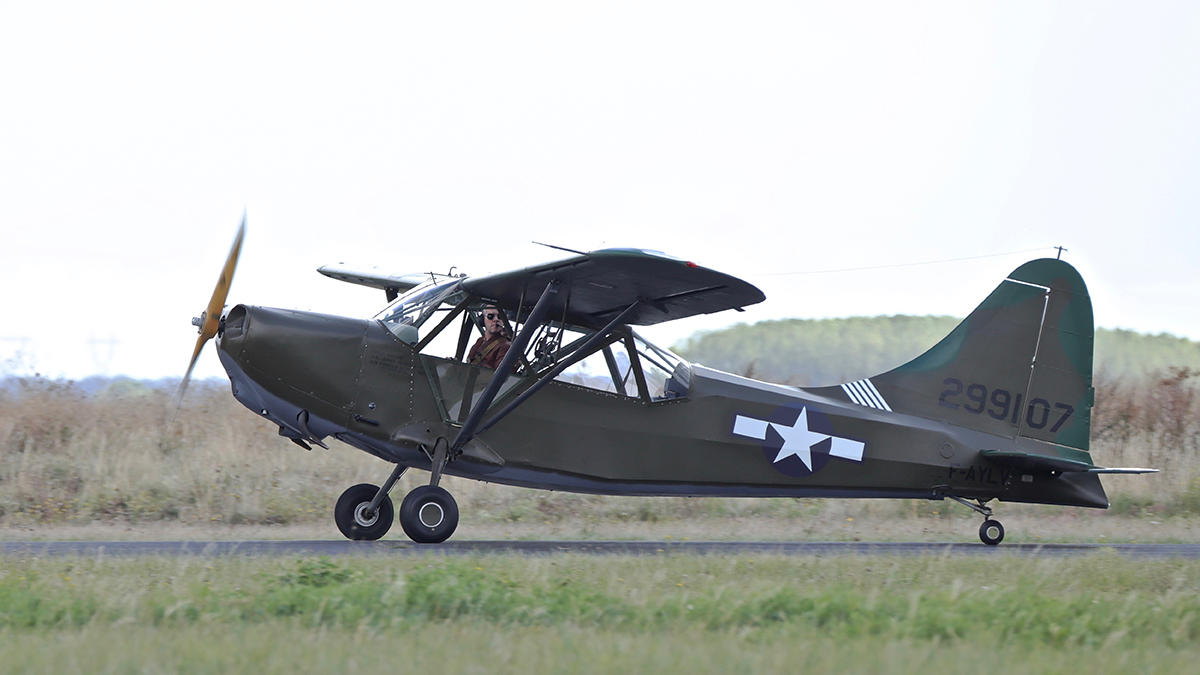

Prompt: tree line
xmin=673 ymin=316 xmax=1200 ymax=386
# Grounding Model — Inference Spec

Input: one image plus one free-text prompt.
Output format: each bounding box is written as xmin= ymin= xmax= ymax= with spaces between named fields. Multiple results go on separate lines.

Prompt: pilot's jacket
xmin=467 ymin=334 xmax=511 ymax=370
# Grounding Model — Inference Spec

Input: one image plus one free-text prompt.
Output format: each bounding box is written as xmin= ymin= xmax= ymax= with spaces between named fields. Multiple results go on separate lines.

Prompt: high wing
xmin=462 ymin=248 xmax=765 ymax=329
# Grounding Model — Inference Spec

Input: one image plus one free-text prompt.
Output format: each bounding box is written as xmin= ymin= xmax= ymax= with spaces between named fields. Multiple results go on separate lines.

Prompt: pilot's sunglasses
xmin=485 ymin=313 xmax=500 ymax=320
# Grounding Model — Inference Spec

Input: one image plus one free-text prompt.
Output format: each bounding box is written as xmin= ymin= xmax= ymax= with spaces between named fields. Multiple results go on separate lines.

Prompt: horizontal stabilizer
xmin=317 ymin=264 xmax=448 ymax=301
xmin=981 ymin=449 xmax=1157 ymax=474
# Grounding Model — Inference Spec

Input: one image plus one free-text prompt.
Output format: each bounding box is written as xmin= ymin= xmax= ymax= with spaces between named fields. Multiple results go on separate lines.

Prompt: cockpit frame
xmin=375 ymin=279 xmax=692 ymax=409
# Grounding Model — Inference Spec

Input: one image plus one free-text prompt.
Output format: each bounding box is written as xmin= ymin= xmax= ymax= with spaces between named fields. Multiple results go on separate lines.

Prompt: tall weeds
xmin=1091 ymin=367 xmax=1200 ymax=506
xmin=0 ymin=378 xmax=384 ymax=526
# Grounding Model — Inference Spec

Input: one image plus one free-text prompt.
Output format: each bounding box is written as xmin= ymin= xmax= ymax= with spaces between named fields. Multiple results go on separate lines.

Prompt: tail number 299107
xmin=937 ymin=378 xmax=1075 ymax=433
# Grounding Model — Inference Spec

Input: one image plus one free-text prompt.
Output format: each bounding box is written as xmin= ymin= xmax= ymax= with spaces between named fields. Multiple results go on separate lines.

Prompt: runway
xmin=3 ymin=540 xmax=1200 ymax=558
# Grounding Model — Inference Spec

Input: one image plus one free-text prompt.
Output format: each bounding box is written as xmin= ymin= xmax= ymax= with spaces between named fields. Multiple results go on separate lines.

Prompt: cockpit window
xmin=375 ymin=279 xmax=466 ymax=344
xmin=375 ymin=280 xmax=691 ymax=399
xmin=630 ymin=331 xmax=690 ymax=399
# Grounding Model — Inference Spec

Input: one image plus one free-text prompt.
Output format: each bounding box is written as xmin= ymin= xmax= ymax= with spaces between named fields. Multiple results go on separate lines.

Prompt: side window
xmin=551 ymin=330 xmax=690 ymax=401
xmin=630 ymin=334 xmax=689 ymax=400
xmin=459 ymin=304 xmax=520 ymax=366
xmin=420 ymin=308 xmax=473 ymax=360
xmin=554 ymin=341 xmax=636 ymax=396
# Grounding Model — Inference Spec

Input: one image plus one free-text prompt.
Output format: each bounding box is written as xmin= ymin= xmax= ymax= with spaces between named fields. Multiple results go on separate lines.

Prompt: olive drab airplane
xmin=174 ymin=218 xmax=1155 ymax=545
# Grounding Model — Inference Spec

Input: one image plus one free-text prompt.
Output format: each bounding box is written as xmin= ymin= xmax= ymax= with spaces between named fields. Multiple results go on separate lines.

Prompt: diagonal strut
xmin=449 ymin=280 xmax=562 ymax=454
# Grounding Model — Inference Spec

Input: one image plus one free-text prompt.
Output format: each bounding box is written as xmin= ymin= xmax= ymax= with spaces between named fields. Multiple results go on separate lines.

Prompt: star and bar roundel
xmin=732 ymin=405 xmax=866 ymax=478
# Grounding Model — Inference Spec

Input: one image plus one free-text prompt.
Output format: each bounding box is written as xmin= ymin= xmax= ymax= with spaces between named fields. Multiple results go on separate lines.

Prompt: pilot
xmin=467 ymin=305 xmax=512 ymax=369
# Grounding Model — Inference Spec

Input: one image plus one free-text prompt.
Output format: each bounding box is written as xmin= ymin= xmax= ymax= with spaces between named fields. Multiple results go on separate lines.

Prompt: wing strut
xmin=448 ymin=280 xmax=562 ymax=456
xmin=473 ymin=299 xmax=644 ymax=438
xmin=623 ymin=331 xmax=652 ymax=402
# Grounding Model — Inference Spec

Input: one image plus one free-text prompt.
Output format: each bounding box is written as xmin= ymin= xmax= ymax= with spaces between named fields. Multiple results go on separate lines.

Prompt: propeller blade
xmin=167 ymin=332 xmax=207 ymax=426
xmin=200 ymin=216 xmax=246 ymax=342
xmin=166 ymin=215 xmax=247 ymax=427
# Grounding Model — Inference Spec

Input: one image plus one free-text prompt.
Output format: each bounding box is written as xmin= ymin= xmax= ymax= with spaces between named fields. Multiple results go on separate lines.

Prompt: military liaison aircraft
xmin=178 ymin=220 xmax=1154 ymax=545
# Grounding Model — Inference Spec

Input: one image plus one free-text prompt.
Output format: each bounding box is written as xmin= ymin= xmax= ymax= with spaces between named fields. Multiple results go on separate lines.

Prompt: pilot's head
xmin=483 ymin=306 xmax=507 ymax=337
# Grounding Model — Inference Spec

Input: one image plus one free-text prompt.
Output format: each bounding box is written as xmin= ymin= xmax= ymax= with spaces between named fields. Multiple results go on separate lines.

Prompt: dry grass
xmin=1 ymin=370 xmax=1198 ymax=539
xmin=1091 ymin=368 xmax=1200 ymax=503
xmin=0 ymin=379 xmax=381 ymax=527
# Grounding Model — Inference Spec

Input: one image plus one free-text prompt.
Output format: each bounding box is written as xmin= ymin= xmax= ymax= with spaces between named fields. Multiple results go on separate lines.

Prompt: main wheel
xmin=334 ymin=483 xmax=394 ymax=541
xmin=399 ymin=485 xmax=459 ymax=544
xmin=979 ymin=519 xmax=1005 ymax=546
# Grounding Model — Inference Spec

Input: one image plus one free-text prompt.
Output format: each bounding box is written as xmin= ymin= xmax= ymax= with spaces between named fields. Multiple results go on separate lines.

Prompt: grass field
xmin=4 ymin=623 xmax=1198 ymax=674
xmin=2 ymin=553 xmax=1199 ymax=674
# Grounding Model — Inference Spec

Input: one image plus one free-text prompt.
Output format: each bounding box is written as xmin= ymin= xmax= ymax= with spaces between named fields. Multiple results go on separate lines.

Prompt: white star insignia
xmin=733 ymin=407 xmax=865 ymax=471
xmin=769 ymin=407 xmax=829 ymax=470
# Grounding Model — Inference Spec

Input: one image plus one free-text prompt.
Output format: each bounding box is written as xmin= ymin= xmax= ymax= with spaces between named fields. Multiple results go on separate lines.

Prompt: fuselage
xmin=217 ymin=303 xmax=1108 ymax=510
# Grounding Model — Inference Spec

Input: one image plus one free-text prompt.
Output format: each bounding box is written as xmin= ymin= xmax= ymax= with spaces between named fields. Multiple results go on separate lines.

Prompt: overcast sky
xmin=2 ymin=1 xmax=1197 ymax=380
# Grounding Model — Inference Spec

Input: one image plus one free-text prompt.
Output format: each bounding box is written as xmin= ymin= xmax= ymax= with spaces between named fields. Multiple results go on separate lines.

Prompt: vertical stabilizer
xmin=822 ymin=259 xmax=1094 ymax=450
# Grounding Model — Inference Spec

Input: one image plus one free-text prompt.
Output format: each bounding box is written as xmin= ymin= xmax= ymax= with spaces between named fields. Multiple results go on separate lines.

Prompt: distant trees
xmin=674 ymin=316 xmax=1200 ymax=386
xmin=1094 ymin=329 xmax=1200 ymax=380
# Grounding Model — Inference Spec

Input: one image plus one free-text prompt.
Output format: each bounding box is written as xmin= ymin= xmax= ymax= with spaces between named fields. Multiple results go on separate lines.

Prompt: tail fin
xmin=827 ymin=259 xmax=1094 ymax=450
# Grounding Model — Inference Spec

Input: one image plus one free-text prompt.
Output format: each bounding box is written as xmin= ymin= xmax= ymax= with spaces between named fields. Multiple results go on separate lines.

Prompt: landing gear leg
xmin=948 ymin=496 xmax=1004 ymax=546
xmin=427 ymin=437 xmax=449 ymax=487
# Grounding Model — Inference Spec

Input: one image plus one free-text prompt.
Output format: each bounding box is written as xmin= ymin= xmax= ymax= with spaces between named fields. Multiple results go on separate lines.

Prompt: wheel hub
xmin=418 ymin=502 xmax=445 ymax=528
xmin=354 ymin=502 xmax=379 ymax=528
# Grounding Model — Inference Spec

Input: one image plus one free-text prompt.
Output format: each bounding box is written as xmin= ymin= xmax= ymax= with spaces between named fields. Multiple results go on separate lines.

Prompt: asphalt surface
xmin=3 ymin=540 xmax=1200 ymax=557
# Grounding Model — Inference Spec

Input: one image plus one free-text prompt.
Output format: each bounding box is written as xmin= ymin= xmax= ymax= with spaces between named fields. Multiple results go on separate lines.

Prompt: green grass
xmin=3 ymin=552 xmax=1199 ymax=639
xmin=3 ymin=624 xmax=1198 ymax=675
xmin=2 ymin=553 xmax=1200 ymax=673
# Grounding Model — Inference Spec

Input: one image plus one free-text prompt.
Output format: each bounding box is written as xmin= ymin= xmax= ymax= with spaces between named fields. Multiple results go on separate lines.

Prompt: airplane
xmin=176 ymin=218 xmax=1155 ymax=545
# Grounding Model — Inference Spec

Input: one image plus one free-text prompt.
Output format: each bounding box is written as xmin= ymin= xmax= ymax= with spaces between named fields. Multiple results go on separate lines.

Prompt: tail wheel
xmin=399 ymin=485 xmax=459 ymax=544
xmin=334 ymin=483 xmax=394 ymax=541
xmin=979 ymin=519 xmax=1005 ymax=546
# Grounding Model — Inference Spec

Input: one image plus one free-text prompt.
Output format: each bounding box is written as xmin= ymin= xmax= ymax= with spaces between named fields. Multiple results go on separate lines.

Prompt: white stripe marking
xmin=844 ymin=381 xmax=871 ymax=407
xmin=829 ymin=437 xmax=865 ymax=462
xmin=861 ymin=379 xmax=892 ymax=412
xmin=854 ymin=381 xmax=883 ymax=408
xmin=732 ymin=415 xmax=770 ymax=440
xmin=852 ymin=381 xmax=877 ymax=408
xmin=841 ymin=379 xmax=891 ymax=412
xmin=849 ymin=379 xmax=868 ymax=403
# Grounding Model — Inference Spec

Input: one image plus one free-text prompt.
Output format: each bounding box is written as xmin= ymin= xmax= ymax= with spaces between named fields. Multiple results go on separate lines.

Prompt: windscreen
xmin=375 ymin=279 xmax=466 ymax=344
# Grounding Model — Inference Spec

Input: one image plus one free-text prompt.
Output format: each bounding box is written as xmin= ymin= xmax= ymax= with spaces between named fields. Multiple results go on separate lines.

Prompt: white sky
xmin=2 ymin=1 xmax=1198 ymax=380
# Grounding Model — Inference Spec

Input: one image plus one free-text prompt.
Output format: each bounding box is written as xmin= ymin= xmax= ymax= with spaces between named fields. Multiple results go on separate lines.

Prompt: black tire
xmin=979 ymin=519 xmax=1005 ymax=546
xmin=334 ymin=483 xmax=394 ymax=541
xmin=399 ymin=485 xmax=459 ymax=544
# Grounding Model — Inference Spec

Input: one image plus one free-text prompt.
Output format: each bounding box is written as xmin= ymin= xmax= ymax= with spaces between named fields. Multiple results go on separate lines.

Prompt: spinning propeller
xmin=166 ymin=215 xmax=246 ymax=426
